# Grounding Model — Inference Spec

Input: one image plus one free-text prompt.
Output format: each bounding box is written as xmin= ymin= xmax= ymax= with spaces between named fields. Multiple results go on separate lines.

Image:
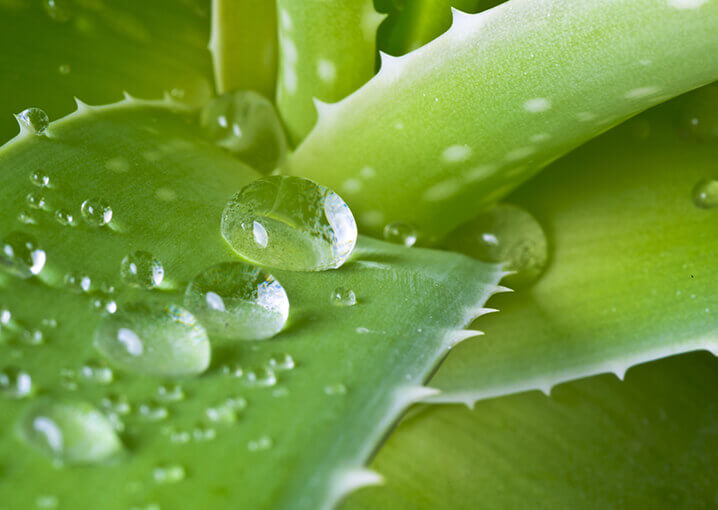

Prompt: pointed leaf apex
xmin=73 ymin=97 xmax=92 ymax=112
xmin=328 ymin=467 xmax=384 ymax=507
xmin=446 ymin=329 xmax=483 ymax=347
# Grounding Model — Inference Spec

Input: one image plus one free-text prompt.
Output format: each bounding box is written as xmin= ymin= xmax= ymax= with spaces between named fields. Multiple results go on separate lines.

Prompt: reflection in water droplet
xmin=184 ymin=262 xmax=289 ymax=340
xmin=330 ymin=287 xmax=356 ymax=306
xmin=153 ymin=464 xmax=186 ymax=484
xmin=17 ymin=108 xmax=50 ymax=135
xmin=20 ymin=399 xmax=122 ymax=464
xmin=445 ymin=203 xmax=548 ymax=288
xmin=0 ymin=232 xmax=46 ymax=278
xmin=221 ymin=176 xmax=357 ymax=271
xmin=0 ymin=366 xmax=33 ymax=398
xmin=120 ymin=251 xmax=164 ymax=289
xmin=692 ymin=178 xmax=718 ymax=209
xmin=200 ymin=90 xmax=288 ymax=173
xmin=94 ymin=302 xmax=210 ymax=377
xmin=383 ymin=222 xmax=417 ymax=247
xmin=81 ymin=198 xmax=113 ymax=227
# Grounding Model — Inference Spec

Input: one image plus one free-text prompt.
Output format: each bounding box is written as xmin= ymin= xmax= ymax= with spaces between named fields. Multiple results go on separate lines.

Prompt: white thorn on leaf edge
xmin=446 ymin=329 xmax=483 ymax=348
xmin=327 ymin=467 xmax=384 ymax=508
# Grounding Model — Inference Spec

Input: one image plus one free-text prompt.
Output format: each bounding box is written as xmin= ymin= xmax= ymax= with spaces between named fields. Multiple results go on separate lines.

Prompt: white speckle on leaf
xmin=342 ymin=179 xmax=362 ymax=194
xmin=442 ymin=145 xmax=472 ymax=163
xmin=465 ymin=164 xmax=497 ymax=182
xmin=155 ymin=188 xmax=177 ymax=202
xmin=505 ymin=147 xmax=536 ymax=162
xmin=667 ymin=0 xmax=708 ymax=9
xmin=317 ymin=59 xmax=337 ymax=83
xmin=105 ymin=157 xmax=129 ymax=173
xmin=523 ymin=97 xmax=551 ymax=113
xmin=530 ymin=133 xmax=551 ymax=143
xmin=359 ymin=166 xmax=376 ymax=179
xmin=576 ymin=112 xmax=597 ymax=122
xmin=625 ymin=86 xmax=661 ymax=99
xmin=424 ymin=178 xmax=463 ymax=201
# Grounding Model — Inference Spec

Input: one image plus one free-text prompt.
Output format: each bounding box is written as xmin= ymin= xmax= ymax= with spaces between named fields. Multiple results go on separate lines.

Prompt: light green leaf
xmin=0 ymin=100 xmax=503 ymax=509
xmin=427 ymin=94 xmax=718 ymax=405
xmin=209 ymin=0 xmax=277 ymax=98
xmin=0 ymin=0 xmax=213 ymax=143
xmin=344 ymin=351 xmax=718 ymax=509
xmin=291 ymin=0 xmax=718 ymax=240
xmin=276 ymin=0 xmax=384 ymax=143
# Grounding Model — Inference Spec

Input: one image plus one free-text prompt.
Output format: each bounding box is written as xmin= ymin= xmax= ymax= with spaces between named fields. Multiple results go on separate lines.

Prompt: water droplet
xmin=21 ymin=328 xmax=45 ymax=346
xmin=26 ymin=192 xmax=50 ymax=210
xmin=169 ymin=430 xmax=191 ymax=444
xmin=247 ymin=435 xmax=272 ymax=452
xmin=17 ymin=210 xmax=38 ymax=225
xmin=205 ymin=397 xmax=246 ymax=424
xmin=680 ymin=84 xmax=718 ymax=141
xmin=94 ymin=302 xmax=210 ymax=377
xmin=138 ymin=402 xmax=169 ymax=422
xmin=17 ymin=108 xmax=50 ymax=135
xmin=244 ymin=366 xmax=277 ymax=387
xmin=36 ymin=494 xmax=59 ymax=509
xmin=156 ymin=384 xmax=184 ymax=402
xmin=79 ymin=362 xmax=114 ymax=385
xmin=153 ymin=464 xmax=186 ymax=484
xmin=445 ymin=203 xmax=548 ymax=287
xmin=54 ymin=208 xmax=75 ymax=226
xmin=58 ymin=64 xmax=71 ymax=75
xmin=20 ymin=399 xmax=122 ymax=464
xmin=0 ymin=366 xmax=33 ymax=398
xmin=330 ymin=287 xmax=356 ymax=306
xmin=692 ymin=178 xmax=718 ymax=209
xmin=184 ymin=262 xmax=289 ymax=340
xmin=81 ymin=198 xmax=112 ymax=227
xmin=90 ymin=296 xmax=117 ymax=315
xmin=120 ymin=251 xmax=164 ymax=289
xmin=324 ymin=383 xmax=347 ymax=396
xmin=100 ymin=394 xmax=131 ymax=415
xmin=200 ymin=91 xmax=288 ymax=173
xmin=0 ymin=232 xmax=46 ymax=278
xmin=30 ymin=170 xmax=52 ymax=188
xmin=42 ymin=0 xmax=72 ymax=22
xmin=65 ymin=272 xmax=92 ymax=293
xmin=383 ymin=222 xmax=417 ymax=247
xmin=267 ymin=352 xmax=294 ymax=371
xmin=192 ymin=425 xmax=216 ymax=442
xmin=221 ymin=176 xmax=357 ymax=271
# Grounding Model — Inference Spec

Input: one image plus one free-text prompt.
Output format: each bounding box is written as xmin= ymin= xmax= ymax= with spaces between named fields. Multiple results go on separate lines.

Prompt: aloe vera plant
xmin=0 ymin=1 xmax=716 ymax=509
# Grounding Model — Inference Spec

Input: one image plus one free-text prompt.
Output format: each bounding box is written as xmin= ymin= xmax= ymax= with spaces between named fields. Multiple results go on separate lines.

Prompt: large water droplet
xmin=17 ymin=108 xmax=50 ymax=135
xmin=0 ymin=366 xmax=33 ymax=398
xmin=81 ymin=198 xmax=113 ymax=227
xmin=221 ymin=176 xmax=357 ymax=271
xmin=330 ymin=287 xmax=356 ymax=306
xmin=383 ymin=222 xmax=417 ymax=247
xmin=692 ymin=178 xmax=718 ymax=209
xmin=445 ymin=203 xmax=548 ymax=287
xmin=0 ymin=232 xmax=46 ymax=278
xmin=200 ymin=91 xmax=288 ymax=173
xmin=184 ymin=262 xmax=289 ymax=340
xmin=94 ymin=302 xmax=210 ymax=377
xmin=20 ymin=399 xmax=122 ymax=464
xmin=120 ymin=251 xmax=164 ymax=289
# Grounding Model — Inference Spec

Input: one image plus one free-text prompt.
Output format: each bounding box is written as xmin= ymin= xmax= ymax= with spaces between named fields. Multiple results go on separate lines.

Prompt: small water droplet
xmin=58 ymin=64 xmax=71 ymax=75
xmin=17 ymin=108 xmax=50 ymax=135
xmin=0 ymin=232 xmax=46 ymax=278
xmin=153 ymin=464 xmax=186 ymax=484
xmin=100 ymin=394 xmax=131 ymax=415
xmin=120 ymin=251 xmax=164 ymax=289
xmin=679 ymin=84 xmax=718 ymax=141
xmin=184 ymin=262 xmax=289 ymax=340
xmin=54 ymin=208 xmax=75 ymax=226
xmin=244 ymin=366 xmax=277 ymax=387
xmin=94 ymin=302 xmax=210 ymax=377
xmin=221 ymin=176 xmax=357 ymax=271
xmin=79 ymin=361 xmax=114 ymax=385
xmin=89 ymin=295 xmax=117 ymax=315
xmin=156 ymin=384 xmax=185 ymax=402
xmin=26 ymin=192 xmax=50 ymax=210
xmin=138 ymin=402 xmax=169 ymax=422
xmin=0 ymin=366 xmax=33 ymax=398
xmin=383 ymin=222 xmax=417 ymax=247
xmin=17 ymin=210 xmax=38 ymax=225
xmin=192 ymin=425 xmax=216 ymax=442
xmin=169 ymin=429 xmax=191 ymax=444
xmin=81 ymin=198 xmax=113 ymax=227
xmin=324 ymin=383 xmax=347 ymax=396
xmin=205 ymin=396 xmax=246 ymax=424
xmin=445 ymin=203 xmax=548 ymax=287
xmin=200 ymin=91 xmax=288 ymax=173
xmin=42 ymin=0 xmax=72 ymax=22
xmin=692 ymin=178 xmax=718 ymax=209
xmin=330 ymin=287 xmax=356 ymax=306
xmin=30 ymin=170 xmax=52 ymax=188
xmin=267 ymin=352 xmax=294 ymax=371
xmin=20 ymin=399 xmax=122 ymax=464
xmin=20 ymin=328 xmax=45 ymax=346
xmin=247 ymin=435 xmax=272 ymax=452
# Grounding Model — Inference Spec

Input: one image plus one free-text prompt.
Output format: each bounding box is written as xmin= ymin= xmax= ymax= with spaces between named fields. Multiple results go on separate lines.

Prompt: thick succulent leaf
xmin=209 ymin=0 xmax=277 ymax=98
xmin=0 ymin=0 xmax=212 ymax=143
xmin=0 ymin=101 xmax=503 ymax=509
xmin=427 ymin=95 xmax=718 ymax=405
xmin=275 ymin=0 xmax=384 ymax=143
xmin=291 ymin=0 xmax=718 ymax=240
xmin=344 ymin=351 xmax=718 ymax=509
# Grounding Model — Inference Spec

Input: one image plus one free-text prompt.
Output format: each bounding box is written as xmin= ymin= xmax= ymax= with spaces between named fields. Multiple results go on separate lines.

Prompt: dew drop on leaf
xmin=81 ymin=198 xmax=113 ymax=227
xmin=330 ymin=286 xmax=356 ymax=306
xmin=0 ymin=232 xmax=46 ymax=278
xmin=54 ymin=209 xmax=74 ymax=226
xmin=26 ymin=192 xmax=49 ymax=210
xmin=221 ymin=176 xmax=357 ymax=271
xmin=120 ymin=251 xmax=164 ymax=289
xmin=267 ymin=352 xmax=294 ymax=371
xmin=0 ymin=366 xmax=33 ymax=399
xmin=244 ymin=366 xmax=277 ymax=387
xmin=20 ymin=399 xmax=122 ymax=465
xmin=383 ymin=222 xmax=417 ymax=247
xmin=153 ymin=464 xmax=186 ymax=484
xmin=30 ymin=170 xmax=52 ymax=188
xmin=16 ymin=108 xmax=49 ymax=135
xmin=247 ymin=435 xmax=273 ymax=452
xmin=200 ymin=90 xmax=288 ymax=173
xmin=184 ymin=262 xmax=289 ymax=340
xmin=445 ymin=203 xmax=548 ymax=288
xmin=64 ymin=272 xmax=92 ymax=293
xmin=692 ymin=178 xmax=718 ymax=209
xmin=323 ymin=383 xmax=347 ymax=396
xmin=93 ymin=302 xmax=210 ymax=377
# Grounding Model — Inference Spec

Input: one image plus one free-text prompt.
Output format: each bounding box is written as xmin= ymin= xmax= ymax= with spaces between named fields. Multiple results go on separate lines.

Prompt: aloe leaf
xmin=0 ymin=100 xmax=503 ymax=509
xmin=344 ymin=351 xmax=718 ymax=509
xmin=275 ymin=0 xmax=384 ymax=143
xmin=426 ymin=94 xmax=718 ymax=405
xmin=0 ymin=0 xmax=212 ymax=143
xmin=209 ymin=0 xmax=277 ymax=98
xmin=291 ymin=0 xmax=718 ymax=240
